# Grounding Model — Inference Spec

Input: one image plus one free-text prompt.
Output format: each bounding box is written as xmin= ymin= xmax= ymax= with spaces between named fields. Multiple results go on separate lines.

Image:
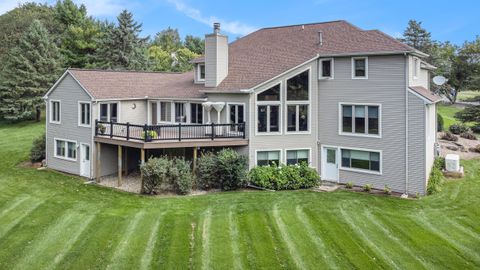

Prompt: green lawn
xmin=458 ymin=90 xmax=480 ymax=102
xmin=1 ymin=122 xmax=480 ymax=269
xmin=437 ymin=103 xmax=464 ymax=129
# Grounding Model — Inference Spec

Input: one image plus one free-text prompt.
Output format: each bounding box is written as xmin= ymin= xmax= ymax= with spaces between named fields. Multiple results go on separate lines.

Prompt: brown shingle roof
xmin=409 ymin=86 xmax=442 ymax=103
xmin=68 ymin=20 xmax=421 ymax=98
xmin=68 ymin=69 xmax=206 ymax=99
xmin=214 ymin=20 xmax=417 ymax=91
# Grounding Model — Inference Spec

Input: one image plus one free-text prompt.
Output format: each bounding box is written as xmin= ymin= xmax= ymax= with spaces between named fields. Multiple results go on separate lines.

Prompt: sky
xmin=1 ymin=0 xmax=478 ymax=44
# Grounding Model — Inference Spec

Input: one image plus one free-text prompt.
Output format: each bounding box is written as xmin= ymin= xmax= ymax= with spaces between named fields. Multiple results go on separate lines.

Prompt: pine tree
xmin=95 ymin=10 xmax=148 ymax=70
xmin=184 ymin=35 xmax=204 ymax=55
xmin=152 ymin=27 xmax=182 ymax=53
xmin=400 ymin=20 xmax=432 ymax=54
xmin=0 ymin=20 xmax=63 ymax=122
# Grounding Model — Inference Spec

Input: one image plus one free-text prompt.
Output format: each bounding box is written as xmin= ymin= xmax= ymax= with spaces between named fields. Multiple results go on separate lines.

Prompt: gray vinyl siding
xmin=46 ymin=74 xmax=93 ymax=176
xmin=408 ymin=92 xmax=426 ymax=194
xmin=248 ymin=61 xmax=319 ymax=169
xmin=318 ymin=55 xmax=407 ymax=192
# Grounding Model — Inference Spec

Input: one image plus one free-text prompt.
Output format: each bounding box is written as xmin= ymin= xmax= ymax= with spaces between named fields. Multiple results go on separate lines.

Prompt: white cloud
xmin=166 ymin=0 xmax=256 ymax=36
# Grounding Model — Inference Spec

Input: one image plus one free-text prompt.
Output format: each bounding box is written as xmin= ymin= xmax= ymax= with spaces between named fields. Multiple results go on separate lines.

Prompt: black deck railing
xmin=95 ymin=120 xmax=246 ymax=142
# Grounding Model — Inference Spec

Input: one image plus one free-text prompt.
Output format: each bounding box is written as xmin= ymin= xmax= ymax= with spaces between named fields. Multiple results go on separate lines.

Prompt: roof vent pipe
xmin=213 ymin=22 xmax=221 ymax=34
xmin=318 ymin=31 xmax=323 ymax=46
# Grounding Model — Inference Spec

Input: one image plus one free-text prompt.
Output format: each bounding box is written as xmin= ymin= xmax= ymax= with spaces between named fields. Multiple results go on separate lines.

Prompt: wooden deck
xmin=94 ymin=136 xmax=249 ymax=149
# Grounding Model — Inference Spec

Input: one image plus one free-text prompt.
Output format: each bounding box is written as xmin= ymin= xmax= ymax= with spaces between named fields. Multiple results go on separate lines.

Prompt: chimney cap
xmin=213 ymin=22 xmax=221 ymax=33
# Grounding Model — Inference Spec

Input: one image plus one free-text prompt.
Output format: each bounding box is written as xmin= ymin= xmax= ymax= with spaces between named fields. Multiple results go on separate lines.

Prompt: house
xmin=43 ymin=20 xmax=441 ymax=195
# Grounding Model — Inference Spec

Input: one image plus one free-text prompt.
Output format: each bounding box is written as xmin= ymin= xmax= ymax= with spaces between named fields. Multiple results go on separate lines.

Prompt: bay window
xmin=341 ymin=104 xmax=380 ymax=136
xmin=341 ymin=149 xmax=380 ymax=173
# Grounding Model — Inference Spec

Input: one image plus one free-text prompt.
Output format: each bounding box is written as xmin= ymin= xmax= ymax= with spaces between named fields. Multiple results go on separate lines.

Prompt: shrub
xmin=216 ymin=149 xmax=248 ymax=191
xmin=345 ymin=182 xmax=353 ymax=189
xmin=427 ymin=157 xmax=445 ymax=195
xmin=384 ymin=185 xmax=391 ymax=195
xmin=248 ymin=163 xmax=320 ymax=190
xmin=196 ymin=152 xmax=218 ymax=189
xmin=449 ymin=123 xmax=470 ymax=135
xmin=196 ymin=149 xmax=248 ymax=191
xmin=460 ymin=132 xmax=477 ymax=140
xmin=30 ymin=133 xmax=46 ymax=163
xmin=363 ymin=184 xmax=372 ymax=192
xmin=170 ymin=158 xmax=193 ymax=195
xmin=454 ymin=105 xmax=480 ymax=123
xmin=140 ymin=157 xmax=170 ymax=194
xmin=437 ymin=113 xmax=444 ymax=132
xmin=471 ymin=124 xmax=480 ymax=134
xmin=440 ymin=132 xmax=458 ymax=141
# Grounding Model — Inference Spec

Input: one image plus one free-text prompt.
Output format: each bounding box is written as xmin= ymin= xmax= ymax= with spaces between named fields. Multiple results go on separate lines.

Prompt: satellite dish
xmin=433 ymin=76 xmax=447 ymax=86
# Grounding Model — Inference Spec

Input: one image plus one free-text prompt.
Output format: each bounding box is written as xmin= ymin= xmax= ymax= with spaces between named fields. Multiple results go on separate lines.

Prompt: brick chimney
xmin=204 ymin=22 xmax=228 ymax=87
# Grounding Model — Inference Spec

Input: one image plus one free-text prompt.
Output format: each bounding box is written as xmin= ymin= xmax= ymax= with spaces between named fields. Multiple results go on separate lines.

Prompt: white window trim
xmin=339 ymin=146 xmax=382 ymax=175
xmin=78 ymin=101 xmax=91 ymax=127
xmin=255 ymin=149 xmax=283 ymax=166
xmin=54 ymin=137 xmax=77 ymax=162
xmin=197 ymin=64 xmax=205 ymax=82
xmin=285 ymin=148 xmax=312 ymax=167
xmin=97 ymin=102 xmax=120 ymax=122
xmin=174 ymin=102 xmax=188 ymax=123
xmin=338 ymin=102 xmax=382 ymax=138
xmin=319 ymin=58 xmax=334 ymax=80
xmin=158 ymin=101 xmax=173 ymax=124
xmin=255 ymin=81 xmax=283 ymax=136
xmin=351 ymin=57 xmax=368 ymax=79
xmin=49 ymin=100 xmax=61 ymax=124
xmin=413 ymin=57 xmax=419 ymax=79
xmin=225 ymin=102 xmax=246 ymax=124
xmin=285 ymin=67 xmax=311 ymax=134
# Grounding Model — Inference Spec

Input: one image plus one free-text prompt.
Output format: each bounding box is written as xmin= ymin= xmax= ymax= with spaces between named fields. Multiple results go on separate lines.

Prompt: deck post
xmin=117 ymin=145 xmax=122 ymax=186
xmin=193 ymin=147 xmax=198 ymax=174
xmin=96 ymin=142 xmax=101 ymax=183
xmin=123 ymin=147 xmax=128 ymax=176
xmin=140 ymin=148 xmax=145 ymax=194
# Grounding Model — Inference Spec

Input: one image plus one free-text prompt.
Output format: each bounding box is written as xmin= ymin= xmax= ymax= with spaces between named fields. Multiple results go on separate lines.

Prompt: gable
xmin=44 ymin=71 xmax=94 ymax=100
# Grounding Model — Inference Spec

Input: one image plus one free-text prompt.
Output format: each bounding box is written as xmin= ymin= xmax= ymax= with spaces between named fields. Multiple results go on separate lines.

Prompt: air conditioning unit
xmin=445 ymin=154 xmax=460 ymax=172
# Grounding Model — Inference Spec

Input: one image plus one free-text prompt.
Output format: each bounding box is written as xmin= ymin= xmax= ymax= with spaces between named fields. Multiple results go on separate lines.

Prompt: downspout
xmin=404 ymin=53 xmax=409 ymax=197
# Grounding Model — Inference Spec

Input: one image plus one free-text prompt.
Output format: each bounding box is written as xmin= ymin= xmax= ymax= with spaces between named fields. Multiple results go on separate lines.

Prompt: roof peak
xmin=68 ymin=68 xmax=187 ymax=75
xmin=259 ymin=20 xmax=355 ymax=31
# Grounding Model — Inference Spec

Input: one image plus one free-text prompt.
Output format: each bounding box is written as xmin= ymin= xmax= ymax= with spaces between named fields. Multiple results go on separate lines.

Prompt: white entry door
xmin=323 ymin=147 xmax=338 ymax=181
xmin=80 ymin=143 xmax=91 ymax=178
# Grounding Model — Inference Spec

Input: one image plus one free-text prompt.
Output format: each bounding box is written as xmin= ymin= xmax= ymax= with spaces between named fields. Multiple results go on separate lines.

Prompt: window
xmin=99 ymin=103 xmax=118 ymax=122
xmin=257 ymin=150 xmax=280 ymax=166
xmin=198 ymin=64 xmax=205 ymax=81
xmin=287 ymin=104 xmax=308 ymax=132
xmin=50 ymin=100 xmax=60 ymax=123
xmin=151 ymin=102 xmax=158 ymax=124
xmin=257 ymin=84 xmax=281 ymax=133
xmin=258 ymin=105 xmax=279 ymax=132
xmin=55 ymin=139 xmax=76 ymax=160
xmin=286 ymin=70 xmax=310 ymax=132
xmin=341 ymin=149 xmax=380 ymax=172
xmin=286 ymin=149 xmax=309 ymax=165
xmin=352 ymin=57 xmax=368 ymax=79
xmin=341 ymin=104 xmax=380 ymax=136
xmin=190 ymin=103 xmax=203 ymax=124
xmin=319 ymin=59 xmax=333 ymax=79
xmin=175 ymin=103 xmax=186 ymax=123
xmin=257 ymin=84 xmax=280 ymax=101
xmin=79 ymin=102 xmax=90 ymax=126
xmin=229 ymin=104 xmax=244 ymax=124
xmin=287 ymin=70 xmax=309 ymax=101
xmin=413 ymin=58 xmax=419 ymax=78
xmin=160 ymin=102 xmax=171 ymax=122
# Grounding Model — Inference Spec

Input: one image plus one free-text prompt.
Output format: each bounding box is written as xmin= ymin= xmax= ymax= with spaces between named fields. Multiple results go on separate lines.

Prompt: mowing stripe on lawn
xmin=272 ymin=204 xmax=305 ymax=269
xmin=0 ymin=198 xmax=45 ymax=240
xmin=412 ymin=211 xmax=480 ymax=265
xmin=0 ymin=195 xmax=30 ymax=218
xmin=363 ymin=210 xmax=431 ymax=269
xmin=228 ymin=208 xmax=243 ymax=270
xmin=13 ymin=210 xmax=96 ymax=270
xmin=201 ymin=208 xmax=212 ymax=270
xmin=139 ymin=214 xmax=164 ymax=270
xmin=106 ymin=211 xmax=146 ymax=270
xmin=339 ymin=206 xmax=400 ymax=270
xmin=295 ymin=206 xmax=338 ymax=269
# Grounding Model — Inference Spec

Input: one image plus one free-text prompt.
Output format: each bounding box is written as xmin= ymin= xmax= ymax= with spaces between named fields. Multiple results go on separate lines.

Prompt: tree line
xmin=0 ymin=1 xmax=204 ymax=122
xmin=399 ymin=20 xmax=480 ymax=103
